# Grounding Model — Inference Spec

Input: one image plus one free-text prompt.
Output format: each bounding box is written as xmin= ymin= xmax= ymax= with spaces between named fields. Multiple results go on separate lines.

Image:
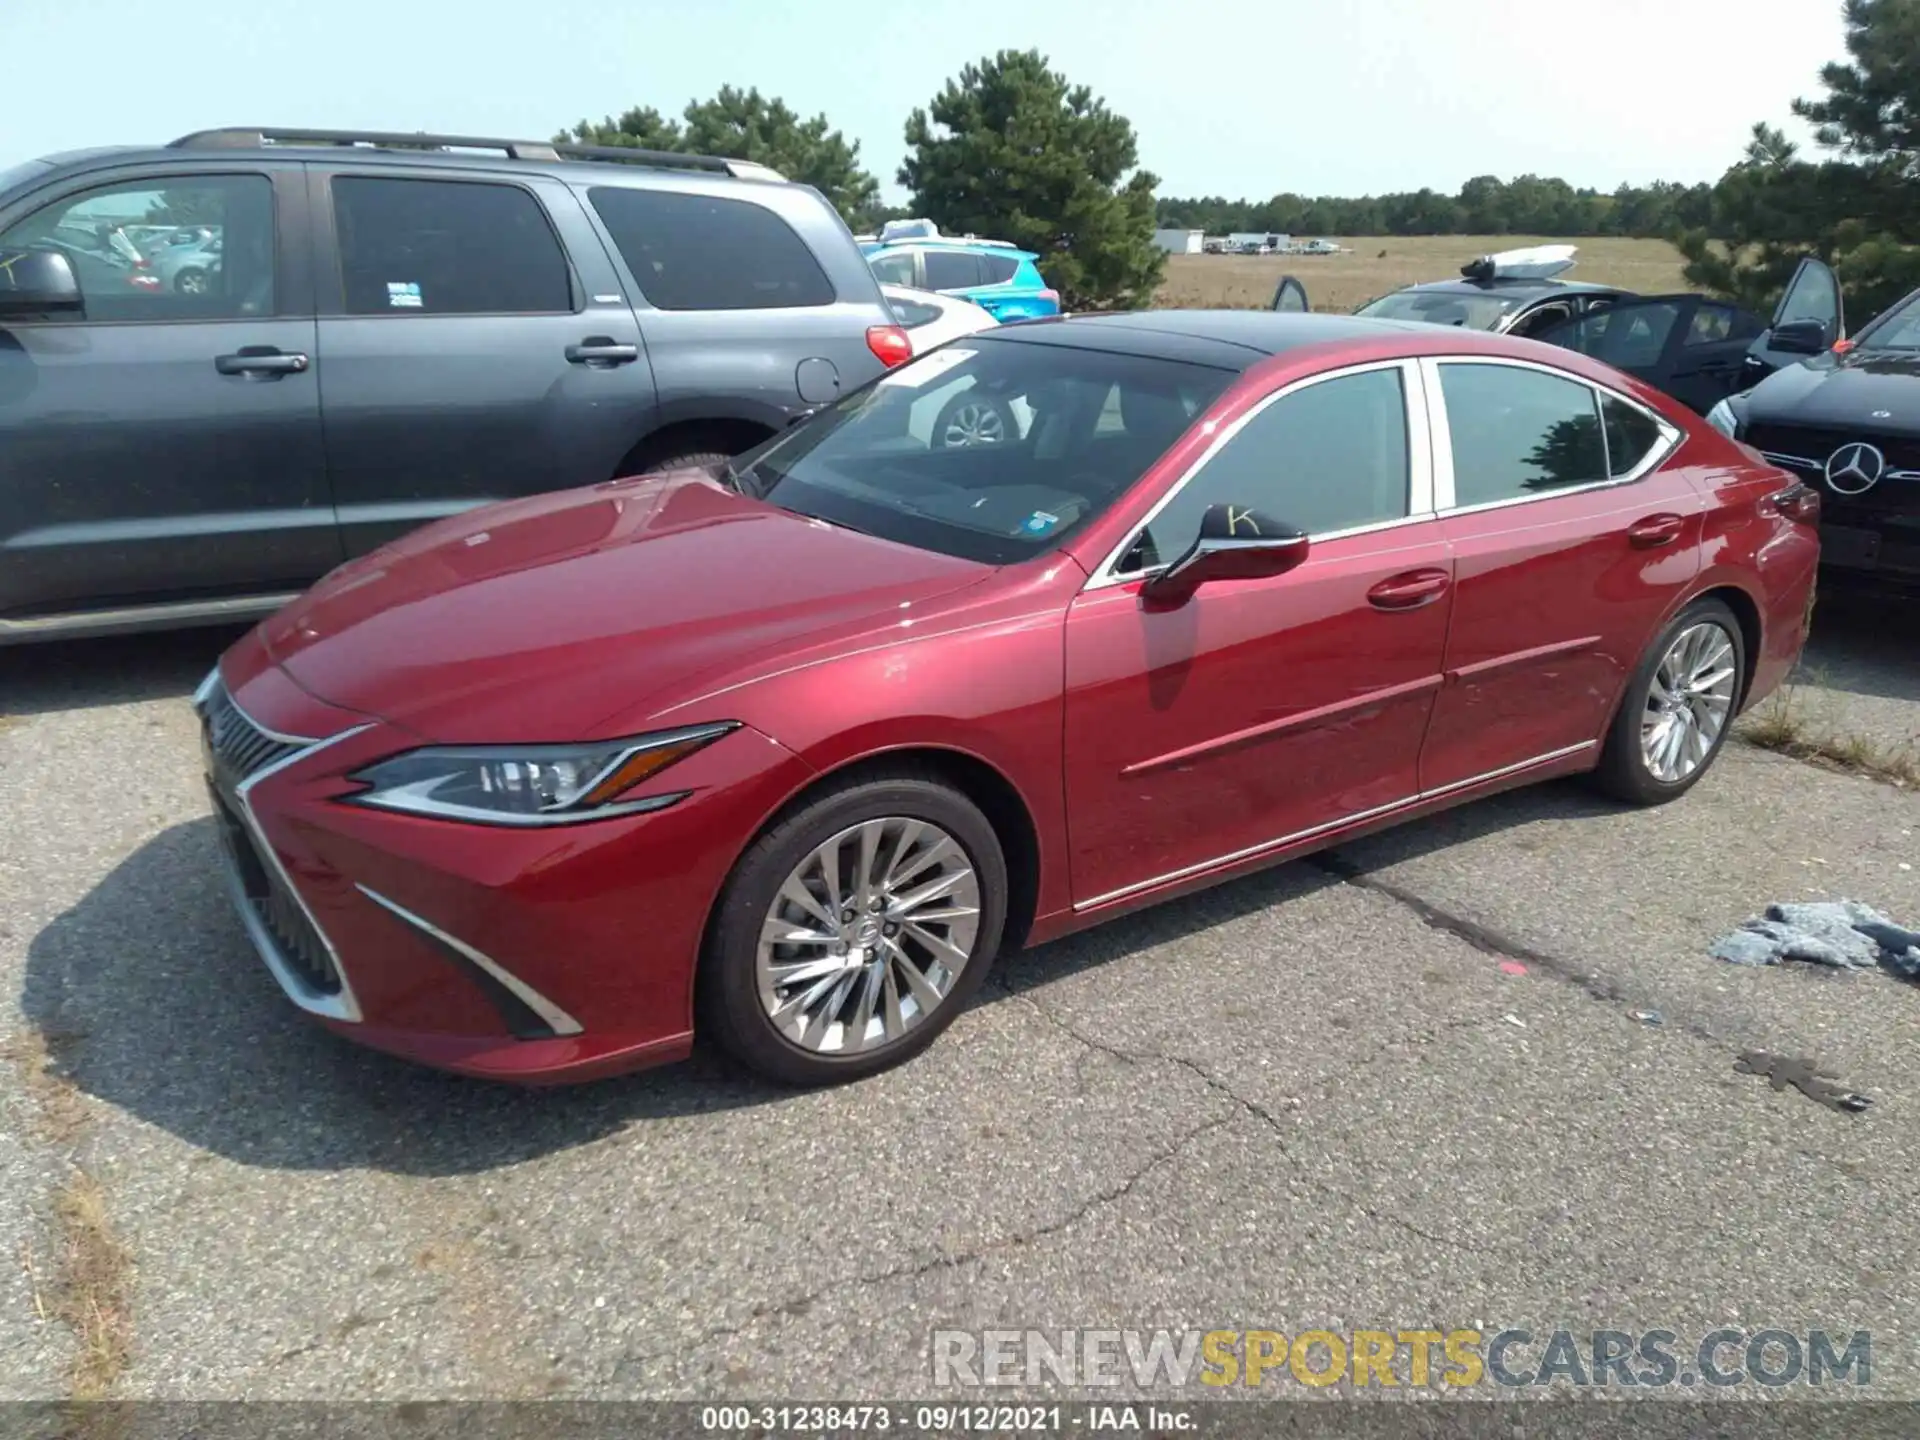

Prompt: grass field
xmin=1153 ymin=234 xmax=1690 ymax=313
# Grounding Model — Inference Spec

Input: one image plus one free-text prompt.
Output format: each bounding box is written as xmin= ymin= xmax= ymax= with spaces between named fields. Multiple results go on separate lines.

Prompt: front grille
xmin=202 ymin=679 xmax=304 ymax=791
xmin=199 ymin=677 xmax=343 ymax=998
xmin=1746 ymin=423 xmax=1920 ymax=516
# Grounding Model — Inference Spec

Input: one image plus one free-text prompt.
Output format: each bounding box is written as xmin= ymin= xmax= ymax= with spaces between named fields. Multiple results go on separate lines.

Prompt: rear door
xmin=309 ymin=168 xmax=658 ymax=557
xmin=0 ymin=164 xmax=334 ymax=624
xmin=1416 ymin=357 xmax=1700 ymax=792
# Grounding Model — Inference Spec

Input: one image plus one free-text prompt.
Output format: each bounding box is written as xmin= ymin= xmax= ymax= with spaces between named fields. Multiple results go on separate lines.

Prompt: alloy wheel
xmin=1640 ymin=620 xmax=1738 ymax=783
xmin=938 ymin=400 xmax=1005 ymax=448
xmin=756 ymin=817 xmax=982 ymax=1054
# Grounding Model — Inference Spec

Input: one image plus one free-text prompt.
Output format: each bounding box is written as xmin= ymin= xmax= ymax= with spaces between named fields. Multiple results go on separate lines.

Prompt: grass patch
xmin=1738 ymin=685 xmax=1920 ymax=789
xmin=3 ymin=1028 xmax=133 ymax=1399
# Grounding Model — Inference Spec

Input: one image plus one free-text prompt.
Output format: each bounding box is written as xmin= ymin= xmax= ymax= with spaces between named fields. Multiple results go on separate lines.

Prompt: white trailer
xmin=1153 ymin=228 xmax=1204 ymax=255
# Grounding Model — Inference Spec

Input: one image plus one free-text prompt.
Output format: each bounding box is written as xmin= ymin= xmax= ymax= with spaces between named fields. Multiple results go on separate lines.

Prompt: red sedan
xmin=197 ymin=311 xmax=1819 ymax=1087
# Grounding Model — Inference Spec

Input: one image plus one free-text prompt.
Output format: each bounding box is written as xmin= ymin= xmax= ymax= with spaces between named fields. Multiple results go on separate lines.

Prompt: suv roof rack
xmin=166 ymin=128 xmax=786 ymax=182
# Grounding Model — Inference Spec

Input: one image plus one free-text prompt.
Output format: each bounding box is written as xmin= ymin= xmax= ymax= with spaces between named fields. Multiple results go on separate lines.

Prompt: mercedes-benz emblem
xmin=1825 ymin=441 xmax=1887 ymax=495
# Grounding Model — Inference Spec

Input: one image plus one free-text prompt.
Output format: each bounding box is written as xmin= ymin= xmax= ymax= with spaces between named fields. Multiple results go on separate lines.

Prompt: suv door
xmin=1535 ymin=296 xmax=1769 ymax=413
xmin=309 ymin=169 xmax=659 ymax=557
xmin=0 ymin=166 xmax=331 ymax=630
xmin=1748 ymin=255 xmax=1845 ymax=378
xmin=1416 ymin=357 xmax=1699 ymax=792
xmin=1063 ymin=359 xmax=1454 ymax=907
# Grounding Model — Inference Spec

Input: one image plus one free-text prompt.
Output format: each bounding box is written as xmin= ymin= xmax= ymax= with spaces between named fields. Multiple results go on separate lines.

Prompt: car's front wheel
xmin=1591 ymin=597 xmax=1746 ymax=805
xmin=701 ymin=769 xmax=1008 ymax=1085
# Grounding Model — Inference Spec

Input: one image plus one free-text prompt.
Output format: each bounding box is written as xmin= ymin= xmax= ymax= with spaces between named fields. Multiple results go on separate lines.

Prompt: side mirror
xmin=1142 ymin=504 xmax=1309 ymax=607
xmin=1768 ymin=319 xmax=1828 ymax=355
xmin=0 ymin=248 xmax=82 ymax=317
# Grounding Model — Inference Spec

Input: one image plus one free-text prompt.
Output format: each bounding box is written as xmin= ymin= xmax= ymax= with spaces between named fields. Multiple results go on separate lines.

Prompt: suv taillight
xmin=866 ymin=324 xmax=913 ymax=368
xmin=1764 ymin=481 xmax=1821 ymax=526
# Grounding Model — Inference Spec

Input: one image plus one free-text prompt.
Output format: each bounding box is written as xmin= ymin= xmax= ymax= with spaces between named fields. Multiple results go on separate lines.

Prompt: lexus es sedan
xmin=196 ymin=311 xmax=1819 ymax=1087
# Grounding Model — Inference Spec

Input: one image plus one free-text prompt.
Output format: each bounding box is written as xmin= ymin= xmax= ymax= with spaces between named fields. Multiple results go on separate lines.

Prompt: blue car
xmin=863 ymin=236 xmax=1061 ymax=321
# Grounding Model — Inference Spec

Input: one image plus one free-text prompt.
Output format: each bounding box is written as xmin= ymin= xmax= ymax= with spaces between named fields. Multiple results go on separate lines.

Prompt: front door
xmin=1747 ymin=255 xmax=1846 ymax=379
xmin=0 ymin=166 xmax=333 ymax=623
xmin=1417 ymin=357 xmax=1705 ymax=792
xmin=1063 ymin=359 xmax=1454 ymax=908
xmin=310 ymin=170 xmax=658 ymax=557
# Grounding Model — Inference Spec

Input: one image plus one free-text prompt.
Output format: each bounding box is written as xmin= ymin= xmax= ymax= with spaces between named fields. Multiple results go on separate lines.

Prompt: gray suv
xmin=0 ymin=126 xmax=905 ymax=642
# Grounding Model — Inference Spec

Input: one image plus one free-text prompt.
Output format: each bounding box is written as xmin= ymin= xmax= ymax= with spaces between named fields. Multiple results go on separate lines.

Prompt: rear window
xmin=1354 ymin=289 xmax=1518 ymax=331
xmin=741 ymin=337 xmax=1235 ymax=565
xmin=588 ymin=187 xmax=835 ymax=311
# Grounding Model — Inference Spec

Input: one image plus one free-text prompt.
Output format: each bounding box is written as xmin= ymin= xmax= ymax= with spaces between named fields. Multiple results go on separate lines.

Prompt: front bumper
xmin=194 ymin=649 xmax=815 ymax=1084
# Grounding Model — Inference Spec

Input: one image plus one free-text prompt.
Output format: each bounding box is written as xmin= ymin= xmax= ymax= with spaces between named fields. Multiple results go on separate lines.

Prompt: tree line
xmin=1153 ymin=178 xmax=1716 ymax=242
xmin=562 ymin=0 xmax=1920 ymax=317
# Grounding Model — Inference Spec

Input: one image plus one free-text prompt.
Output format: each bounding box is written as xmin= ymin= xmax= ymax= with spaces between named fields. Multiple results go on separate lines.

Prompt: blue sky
xmin=6 ymin=0 xmax=1851 ymax=201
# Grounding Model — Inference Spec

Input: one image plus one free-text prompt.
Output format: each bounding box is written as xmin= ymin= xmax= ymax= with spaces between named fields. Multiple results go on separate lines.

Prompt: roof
xmin=1393 ymin=277 xmax=1626 ymax=300
xmin=867 ymin=237 xmax=1039 ymax=260
xmin=977 ymin=310 xmax=1434 ymax=370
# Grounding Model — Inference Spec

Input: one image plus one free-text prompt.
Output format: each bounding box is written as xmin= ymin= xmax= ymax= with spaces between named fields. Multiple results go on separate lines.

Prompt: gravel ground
xmin=0 ymin=597 xmax=1916 ymax=1409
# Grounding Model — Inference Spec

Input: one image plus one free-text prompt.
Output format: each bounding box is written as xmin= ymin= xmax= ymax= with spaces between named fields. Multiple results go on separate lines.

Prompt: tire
xmin=1590 ymin=597 xmax=1746 ymax=806
xmin=700 ymin=768 xmax=1008 ymax=1086
xmin=174 ymin=267 xmax=208 ymax=295
xmin=639 ymin=449 xmax=731 ymax=476
xmin=931 ymin=392 xmax=1017 ymax=449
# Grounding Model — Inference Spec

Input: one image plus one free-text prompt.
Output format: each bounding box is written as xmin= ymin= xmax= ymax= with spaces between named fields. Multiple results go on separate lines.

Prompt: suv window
xmin=1440 ymin=363 xmax=1607 ymax=506
xmin=589 ymin=187 xmax=834 ymax=310
xmin=333 ymin=177 xmax=571 ymax=316
xmin=979 ymin=254 xmax=1021 ymax=285
xmin=1122 ymin=366 xmax=1410 ymax=573
xmin=0 ymin=174 xmax=274 ymax=322
xmin=923 ymin=250 xmax=982 ymax=290
xmin=868 ymin=250 xmax=915 ymax=286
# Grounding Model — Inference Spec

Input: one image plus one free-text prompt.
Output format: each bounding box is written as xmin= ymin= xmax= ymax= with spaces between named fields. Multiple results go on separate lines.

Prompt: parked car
xmin=864 ymin=233 xmax=1061 ymax=321
xmin=881 ymin=282 xmax=997 ymax=354
xmin=1292 ymin=247 xmax=1845 ymax=416
xmin=194 ymin=309 xmax=1817 ymax=1087
xmin=1707 ymin=280 xmax=1920 ymax=591
xmin=0 ymin=126 xmax=909 ymax=643
xmin=149 ymin=231 xmax=223 ymax=294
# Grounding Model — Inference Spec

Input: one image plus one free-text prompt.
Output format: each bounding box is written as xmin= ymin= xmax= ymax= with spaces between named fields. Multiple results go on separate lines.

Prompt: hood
xmin=1747 ymin=349 xmax=1920 ymax=429
xmin=262 ymin=472 xmax=991 ymax=742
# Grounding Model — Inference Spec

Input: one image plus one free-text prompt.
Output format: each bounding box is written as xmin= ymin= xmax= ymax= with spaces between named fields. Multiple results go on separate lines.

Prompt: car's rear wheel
xmin=1591 ymin=598 xmax=1745 ymax=805
xmin=174 ymin=267 xmax=209 ymax=295
xmin=641 ymin=449 xmax=732 ymax=476
xmin=701 ymin=770 xmax=1007 ymax=1085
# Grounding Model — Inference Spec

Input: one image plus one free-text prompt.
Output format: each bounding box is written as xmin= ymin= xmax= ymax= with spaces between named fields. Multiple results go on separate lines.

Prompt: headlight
xmin=344 ymin=722 xmax=737 ymax=826
xmin=1705 ymin=396 xmax=1743 ymax=440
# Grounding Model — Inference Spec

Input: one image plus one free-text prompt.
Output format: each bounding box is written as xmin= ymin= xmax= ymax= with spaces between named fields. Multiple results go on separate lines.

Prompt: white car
xmin=882 ymin=283 xmax=998 ymax=354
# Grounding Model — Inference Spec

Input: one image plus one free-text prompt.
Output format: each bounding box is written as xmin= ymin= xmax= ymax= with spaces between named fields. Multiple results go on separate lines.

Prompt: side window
xmin=889 ymin=296 xmax=942 ymax=328
xmin=1555 ymin=302 xmax=1681 ymax=368
xmin=1685 ymin=304 xmax=1735 ymax=346
xmin=923 ymin=250 xmax=982 ymax=290
xmin=588 ymin=186 xmax=834 ymax=310
xmin=868 ymin=250 xmax=915 ymax=285
xmin=1440 ymin=363 xmax=1608 ymax=506
xmin=333 ymin=177 xmax=571 ymax=316
xmin=1601 ymin=395 xmax=1668 ymax=478
xmin=1122 ymin=367 xmax=1410 ymax=573
xmin=0 ymin=174 xmax=275 ymax=322
xmin=1508 ymin=301 xmax=1573 ymax=339
xmin=979 ymin=254 xmax=1021 ymax=285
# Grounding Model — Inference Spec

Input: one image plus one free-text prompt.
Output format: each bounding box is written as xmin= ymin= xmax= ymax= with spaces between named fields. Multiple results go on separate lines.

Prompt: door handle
xmin=1627 ymin=513 xmax=1686 ymax=548
xmin=214 ymin=347 xmax=308 ymax=377
xmin=1367 ymin=567 xmax=1451 ymax=610
xmin=565 ymin=337 xmax=640 ymax=366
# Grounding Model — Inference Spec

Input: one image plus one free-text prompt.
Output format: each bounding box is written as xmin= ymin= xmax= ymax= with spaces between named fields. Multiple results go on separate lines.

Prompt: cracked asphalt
xmin=0 ymin=595 xmax=1916 ymax=1405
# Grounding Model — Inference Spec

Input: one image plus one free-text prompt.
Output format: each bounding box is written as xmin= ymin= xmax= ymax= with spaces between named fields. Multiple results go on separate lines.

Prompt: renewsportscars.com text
xmin=932 ymin=1327 xmax=1871 ymax=1390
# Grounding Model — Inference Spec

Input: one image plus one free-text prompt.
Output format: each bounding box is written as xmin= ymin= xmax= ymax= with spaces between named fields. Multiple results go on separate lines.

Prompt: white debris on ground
xmin=1712 ymin=901 xmax=1920 ymax=977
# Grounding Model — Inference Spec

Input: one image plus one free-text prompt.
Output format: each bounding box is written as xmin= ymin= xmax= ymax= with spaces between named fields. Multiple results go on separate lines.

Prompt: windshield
xmin=1353 ymin=289 xmax=1519 ymax=330
xmin=738 ymin=338 xmax=1236 ymax=564
xmin=1854 ymin=288 xmax=1920 ymax=351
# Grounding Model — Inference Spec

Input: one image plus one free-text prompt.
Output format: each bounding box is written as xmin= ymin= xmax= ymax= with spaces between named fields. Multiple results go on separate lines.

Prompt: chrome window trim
xmin=1087 ymin=357 xmax=1434 ymax=591
xmin=1421 ymin=354 xmax=1683 ymax=519
xmin=355 ymin=885 xmax=584 ymax=1037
